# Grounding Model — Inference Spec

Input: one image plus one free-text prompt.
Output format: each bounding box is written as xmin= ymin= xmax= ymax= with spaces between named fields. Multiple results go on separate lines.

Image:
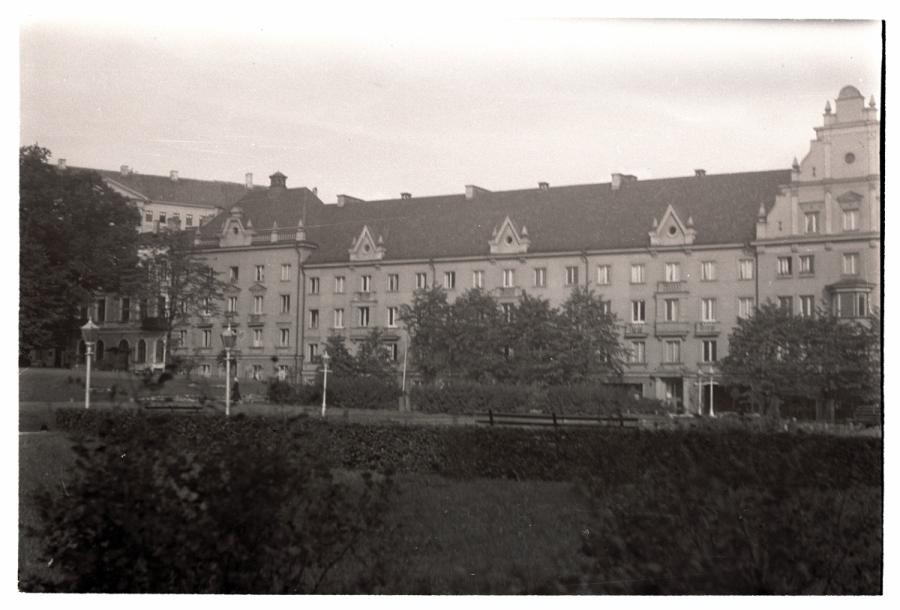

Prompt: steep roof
xmin=79 ymin=167 xmax=256 ymax=208
xmin=199 ymin=169 xmax=791 ymax=263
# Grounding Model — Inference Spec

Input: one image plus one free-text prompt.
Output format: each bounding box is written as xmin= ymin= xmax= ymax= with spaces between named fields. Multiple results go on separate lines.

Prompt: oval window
xmin=506 ymin=236 xmax=514 ymax=245
xmin=668 ymin=226 xmax=677 ymax=236
xmin=845 ymin=152 xmax=856 ymax=164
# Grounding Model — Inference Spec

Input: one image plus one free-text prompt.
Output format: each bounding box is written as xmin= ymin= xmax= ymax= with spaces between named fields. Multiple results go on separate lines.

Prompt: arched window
xmin=137 ymin=339 xmax=147 ymax=364
xmin=117 ymin=339 xmax=130 ymax=370
xmin=154 ymin=339 xmax=165 ymax=363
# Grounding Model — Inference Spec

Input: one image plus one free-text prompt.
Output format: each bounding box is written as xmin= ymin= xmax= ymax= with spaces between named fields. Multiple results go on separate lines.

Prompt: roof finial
xmin=651 ymin=217 xmax=658 ymax=229
xmin=758 ymin=203 xmax=767 ymax=219
xmin=869 ymin=95 xmax=877 ymax=109
xmin=792 ymin=157 xmax=800 ymax=171
xmin=825 ymin=100 xmax=832 ymax=114
xmin=521 ymin=225 xmax=529 ymax=237
xmin=686 ymin=215 xmax=694 ymax=228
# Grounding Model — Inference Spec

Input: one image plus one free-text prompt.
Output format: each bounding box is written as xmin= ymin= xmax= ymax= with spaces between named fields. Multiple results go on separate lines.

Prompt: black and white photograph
xmin=15 ymin=8 xmax=885 ymax=597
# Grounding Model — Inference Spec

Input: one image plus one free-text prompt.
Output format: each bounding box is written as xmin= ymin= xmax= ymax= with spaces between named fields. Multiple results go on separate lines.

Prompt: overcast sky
xmin=20 ymin=19 xmax=882 ymax=203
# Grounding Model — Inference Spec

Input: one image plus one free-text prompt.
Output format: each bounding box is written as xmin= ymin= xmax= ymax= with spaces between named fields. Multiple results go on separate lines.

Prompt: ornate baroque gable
xmin=220 ymin=206 xmax=254 ymax=247
xmin=649 ymin=205 xmax=696 ymax=247
xmin=349 ymin=225 xmax=385 ymax=262
xmin=489 ymin=216 xmax=530 ymax=255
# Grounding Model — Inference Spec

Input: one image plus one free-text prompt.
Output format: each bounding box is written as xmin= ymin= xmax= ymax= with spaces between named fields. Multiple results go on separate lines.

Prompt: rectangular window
xmin=631 ymin=300 xmax=645 ymax=323
xmin=502 ymin=303 xmax=514 ymax=323
xmin=361 ymin=275 xmax=372 ymax=293
xmin=842 ymin=209 xmax=859 ymax=231
xmin=804 ymin=211 xmax=820 ymax=234
xmin=836 ymin=292 xmax=869 ymax=318
xmin=388 ymin=274 xmax=400 ymax=292
xmin=443 ymin=271 xmax=456 ymax=290
xmin=309 ymin=276 xmax=320 ymax=294
xmin=309 ymin=309 xmax=319 ymax=329
xmin=308 ymin=343 xmax=318 ymax=361
xmin=629 ymin=341 xmax=646 ymax=364
xmin=739 ymin=259 xmax=754 ymax=281
xmin=800 ymin=295 xmax=815 ymax=317
xmin=389 ymin=343 xmax=399 ymax=362
xmin=120 ymin=297 xmax=130 ymax=322
xmin=665 ymin=262 xmax=681 ymax=282
xmin=280 ymin=294 xmax=290 ymax=313
xmin=229 ymin=266 xmax=239 ymax=282
xmin=177 ymin=329 xmax=187 ymax=348
xmin=200 ymin=364 xmax=211 ymax=377
xmin=599 ymin=300 xmax=611 ymax=315
xmin=334 ymin=276 xmax=344 ymax=294
xmin=358 ymin=306 xmax=370 ymax=328
xmin=664 ymin=298 xmax=679 ymax=322
xmin=416 ymin=272 xmax=428 ymax=290
xmin=185 ymin=214 xmax=193 ymax=227
xmin=702 ymin=340 xmax=718 ymax=363
xmin=503 ymin=269 xmax=516 ymax=288
xmin=534 ymin=267 xmax=546 ymax=288
xmin=472 ymin=270 xmax=484 ymax=289
xmin=776 ymin=256 xmax=792 ymax=277
xmin=663 ymin=340 xmax=682 ymax=364
xmin=253 ymin=328 xmax=263 ymax=348
xmin=842 ymin=253 xmax=859 ymax=275
xmin=144 ymin=210 xmax=153 ymax=223
xmin=700 ymin=261 xmax=716 ymax=281
xmin=281 ymin=264 xmax=291 ymax=281
xmin=799 ymin=255 xmax=815 ymax=275
xmin=279 ymin=328 xmax=290 ymax=347
xmin=388 ymin=306 xmax=399 ymax=328
xmin=253 ymin=295 xmax=264 ymax=314
xmin=596 ymin=265 xmax=610 ymax=285
xmin=277 ymin=364 xmax=289 ymax=380
xmin=250 ymin=364 xmax=263 ymax=380
xmin=565 ymin=266 xmax=579 ymax=286
xmin=333 ymin=308 xmax=344 ymax=329
xmin=255 ymin=265 xmax=265 ymax=282
xmin=701 ymin=298 xmax=717 ymax=322
xmin=630 ymin=264 xmax=645 ymax=284
xmin=738 ymin=297 xmax=755 ymax=319
xmin=172 ymin=212 xmax=180 ymax=224
xmin=202 ymin=329 xmax=211 ymax=348
xmin=159 ymin=212 xmax=166 ymax=223
xmin=227 ymin=296 xmax=237 ymax=313
xmin=778 ymin=296 xmax=793 ymax=313
xmin=95 ymin=298 xmax=106 ymax=323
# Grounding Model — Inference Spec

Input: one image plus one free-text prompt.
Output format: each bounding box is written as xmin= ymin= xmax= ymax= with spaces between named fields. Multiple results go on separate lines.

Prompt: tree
xmin=504 ymin=293 xmax=567 ymax=385
xmin=354 ymin=328 xmax=397 ymax=380
xmin=557 ymin=287 xmax=625 ymax=383
xmin=398 ymin=287 xmax=452 ymax=383
xmin=323 ymin=334 xmax=356 ymax=376
xmin=19 ymin=145 xmax=140 ymax=360
xmin=446 ymin=288 xmax=505 ymax=382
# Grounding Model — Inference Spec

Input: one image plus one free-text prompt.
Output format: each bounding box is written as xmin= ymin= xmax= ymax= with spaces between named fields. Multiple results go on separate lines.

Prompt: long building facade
xmin=81 ymin=85 xmax=881 ymax=413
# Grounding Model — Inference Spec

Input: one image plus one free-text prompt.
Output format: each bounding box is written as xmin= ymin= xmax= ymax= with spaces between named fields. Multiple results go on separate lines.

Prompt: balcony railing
xmin=694 ymin=321 xmax=721 ymax=336
xmin=656 ymin=281 xmax=688 ymax=293
xmin=654 ymin=321 xmax=691 ymax=336
xmin=623 ymin=323 xmax=649 ymax=337
xmin=352 ymin=291 xmax=378 ymax=302
xmin=248 ymin=313 xmax=266 ymax=325
xmin=493 ymin=286 xmax=523 ymax=299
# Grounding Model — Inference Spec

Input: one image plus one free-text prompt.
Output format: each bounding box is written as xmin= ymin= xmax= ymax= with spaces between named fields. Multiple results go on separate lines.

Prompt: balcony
xmin=492 ymin=286 xmax=523 ymax=299
xmin=623 ymin=323 xmax=649 ymax=337
xmin=694 ymin=321 xmax=721 ymax=336
xmin=654 ymin=321 xmax=691 ymax=337
xmin=352 ymin=291 xmax=378 ymax=303
xmin=248 ymin=313 xmax=266 ymax=325
xmin=656 ymin=281 xmax=688 ymax=294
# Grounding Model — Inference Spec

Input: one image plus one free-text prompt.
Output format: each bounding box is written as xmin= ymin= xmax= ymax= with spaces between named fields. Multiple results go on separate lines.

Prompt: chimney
xmin=120 ymin=165 xmax=131 ymax=177
xmin=170 ymin=170 xmax=179 ymax=182
xmin=336 ymin=194 xmax=365 ymax=207
xmin=401 ymin=192 xmax=412 ymax=200
xmin=611 ymin=173 xmax=636 ymax=190
xmin=694 ymin=169 xmax=706 ymax=177
xmin=465 ymin=184 xmax=491 ymax=200
xmin=538 ymin=182 xmax=549 ymax=191
xmin=57 ymin=158 xmax=67 ymax=171
xmin=245 ymin=172 xmax=253 ymax=189
xmin=269 ymin=171 xmax=287 ymax=189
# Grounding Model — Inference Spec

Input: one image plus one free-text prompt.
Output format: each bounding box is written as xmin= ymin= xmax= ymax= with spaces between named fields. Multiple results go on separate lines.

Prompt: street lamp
xmin=321 ymin=349 xmax=331 ymax=418
xmin=221 ymin=323 xmax=238 ymax=417
xmin=80 ymin=318 xmax=100 ymax=409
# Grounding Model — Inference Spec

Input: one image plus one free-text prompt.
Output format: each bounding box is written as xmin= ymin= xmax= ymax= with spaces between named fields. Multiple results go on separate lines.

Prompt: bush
xmin=328 ymin=376 xmax=401 ymax=410
xmin=544 ymin=384 xmax=667 ymax=416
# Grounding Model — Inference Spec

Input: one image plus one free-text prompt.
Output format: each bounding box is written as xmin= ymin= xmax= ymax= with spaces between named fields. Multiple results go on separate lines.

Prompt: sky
xmin=20 ymin=19 xmax=882 ymax=204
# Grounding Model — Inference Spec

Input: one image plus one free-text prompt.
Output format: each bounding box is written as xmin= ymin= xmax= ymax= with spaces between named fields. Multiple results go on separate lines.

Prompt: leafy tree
xmin=557 ymin=287 xmax=625 ymax=383
xmin=323 ymin=334 xmax=356 ymax=376
xmin=446 ymin=289 xmax=505 ymax=382
xmin=19 ymin=145 xmax=140 ymax=359
xmin=398 ymin=287 xmax=451 ymax=383
xmin=354 ymin=328 xmax=397 ymax=380
xmin=504 ymin=293 xmax=567 ymax=385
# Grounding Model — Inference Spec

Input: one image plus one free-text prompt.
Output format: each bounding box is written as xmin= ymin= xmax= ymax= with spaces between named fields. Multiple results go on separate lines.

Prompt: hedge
xmin=267 ymin=377 xmax=401 ymax=410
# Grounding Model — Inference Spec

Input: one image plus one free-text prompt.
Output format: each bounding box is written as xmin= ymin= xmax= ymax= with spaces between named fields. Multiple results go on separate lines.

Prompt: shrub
xmin=544 ymin=384 xmax=667 ymax=416
xmin=266 ymin=379 xmax=298 ymax=404
xmin=410 ymin=382 xmax=540 ymax=415
xmin=328 ymin=376 xmax=401 ymax=410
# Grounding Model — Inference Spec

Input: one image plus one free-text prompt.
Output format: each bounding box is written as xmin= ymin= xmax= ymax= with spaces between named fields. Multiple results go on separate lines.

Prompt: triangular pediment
xmin=248 ymin=282 xmax=267 ymax=294
xmin=224 ymin=284 xmax=242 ymax=296
xmin=836 ymin=191 xmax=864 ymax=207
xmin=349 ymin=225 xmax=385 ymax=261
xmin=649 ymin=205 xmax=696 ymax=247
xmin=489 ymin=216 xmax=530 ymax=255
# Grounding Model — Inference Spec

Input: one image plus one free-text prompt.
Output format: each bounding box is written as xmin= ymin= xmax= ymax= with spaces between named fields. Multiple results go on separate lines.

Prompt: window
xmin=144 ymin=210 xmax=153 ymax=223
xmin=357 ymin=306 xmax=370 ymax=328
xmin=599 ymin=300 xmax=611 ymax=315
xmin=565 ymin=266 xmax=579 ymax=286
xmin=630 ymin=264 xmax=645 ymax=284
xmin=281 ymin=264 xmax=291 ymax=281
xmin=200 ymin=364 xmax=211 ymax=377
xmin=250 ymin=364 xmax=263 ymax=381
xmin=361 ymin=275 xmax=372 ymax=293
xmin=702 ymin=340 xmax=718 ymax=363
xmin=700 ymin=261 xmax=716 ymax=282
xmin=202 ymin=329 xmax=211 ymax=348
xmin=629 ymin=341 xmax=646 ymax=364
xmin=443 ymin=271 xmax=456 ymax=290
xmin=177 ymin=329 xmax=187 ymax=348
xmin=229 ymin=266 xmax=239 ymax=282
xmin=95 ymin=298 xmax=106 ymax=323
xmin=227 ymin=296 xmax=237 ymax=313
xmin=388 ymin=274 xmax=400 ymax=292
xmin=800 ymin=295 xmax=816 ymax=317
xmin=172 ymin=212 xmax=180 ymax=224
xmin=277 ymin=365 xmax=289 ymax=380
xmin=472 ymin=270 xmax=484 ymax=289
xmin=739 ymin=259 xmax=754 ymax=281
xmin=308 ymin=343 xmax=319 ymax=361
xmin=120 ymin=297 xmax=130 ymax=322
xmin=776 ymin=257 xmax=792 ymax=277
xmin=502 ymin=303 xmax=514 ymax=323
xmin=253 ymin=328 xmax=263 ymax=348
xmin=334 ymin=276 xmax=344 ymax=293
xmin=778 ymin=296 xmax=794 ymax=313
xmin=280 ymin=294 xmax=290 ymax=313
xmin=835 ymin=292 xmax=869 ymax=318
xmin=159 ymin=212 xmax=166 ymax=223
xmin=389 ymin=343 xmax=399 ymax=362
xmin=665 ymin=262 xmax=680 ymax=282
xmin=309 ymin=276 xmax=320 ymax=294
xmin=804 ymin=211 xmax=820 ymax=234
xmin=842 ymin=209 xmax=859 ymax=231
xmin=799 ymin=255 xmax=815 ymax=275
xmin=416 ymin=272 xmax=428 ymax=290
xmin=186 ymin=214 xmax=193 ymax=227
xmin=738 ymin=297 xmax=755 ymax=319
xmin=501 ymin=269 xmax=515 ymax=288
xmin=309 ymin=309 xmax=319 ymax=329
xmin=701 ymin=298 xmax=717 ymax=322
xmin=388 ymin=306 xmax=399 ymax=328
xmin=597 ymin=265 xmax=610 ymax=285
xmin=253 ymin=295 xmax=264 ymax=314
xmin=663 ymin=340 xmax=682 ymax=364
xmin=664 ymin=298 xmax=679 ymax=322
xmin=255 ymin=265 xmax=265 ymax=282
xmin=631 ymin=300 xmax=646 ymax=323
xmin=279 ymin=328 xmax=290 ymax=347
xmin=534 ymin=268 xmax=546 ymax=288
xmin=842 ymin=253 xmax=859 ymax=275
xmin=333 ymin=308 xmax=344 ymax=329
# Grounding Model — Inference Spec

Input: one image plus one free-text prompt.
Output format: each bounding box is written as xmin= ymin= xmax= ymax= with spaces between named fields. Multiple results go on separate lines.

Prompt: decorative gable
xmin=489 ymin=216 xmax=530 ymax=255
xmin=649 ymin=205 xmax=696 ymax=247
xmin=836 ymin=191 xmax=864 ymax=209
xmin=349 ymin=225 xmax=385 ymax=262
xmin=248 ymin=282 xmax=267 ymax=294
xmin=220 ymin=206 xmax=253 ymax=247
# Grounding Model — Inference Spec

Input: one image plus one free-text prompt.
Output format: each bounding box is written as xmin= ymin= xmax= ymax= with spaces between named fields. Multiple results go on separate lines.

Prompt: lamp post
xmin=80 ymin=318 xmax=100 ymax=409
xmin=221 ymin=323 xmax=237 ymax=417
xmin=321 ymin=349 xmax=331 ymax=418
